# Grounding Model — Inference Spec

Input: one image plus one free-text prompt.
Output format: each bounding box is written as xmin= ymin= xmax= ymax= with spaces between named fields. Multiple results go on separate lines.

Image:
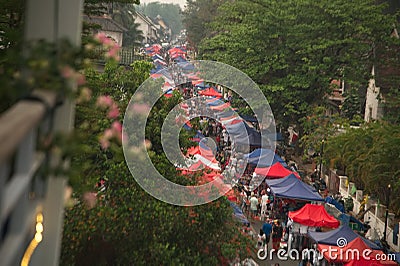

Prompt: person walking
xmin=272 ymin=220 xmax=283 ymax=251
xmin=260 ymin=190 xmax=269 ymax=221
xmin=250 ymin=192 xmax=259 ymax=220
xmin=262 ymin=220 xmax=273 ymax=249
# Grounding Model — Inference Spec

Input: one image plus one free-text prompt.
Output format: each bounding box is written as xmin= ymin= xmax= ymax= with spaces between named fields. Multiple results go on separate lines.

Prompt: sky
xmin=139 ymin=0 xmax=187 ymax=9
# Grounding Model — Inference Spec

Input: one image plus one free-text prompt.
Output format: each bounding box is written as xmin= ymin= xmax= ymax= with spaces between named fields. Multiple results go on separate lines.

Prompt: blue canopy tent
xmin=206 ymin=99 xmax=225 ymax=106
xmin=195 ymin=82 xmax=210 ymax=90
xmin=265 ymin=174 xmax=324 ymax=202
xmin=178 ymin=62 xmax=195 ymax=71
xmin=240 ymin=114 xmax=258 ymax=123
xmin=152 ymin=54 xmax=164 ymax=61
xmin=308 ymin=225 xmax=382 ymax=250
xmin=230 ymin=202 xmax=250 ymax=226
xmin=225 ymin=121 xmax=262 ymax=147
xmin=150 ymin=65 xmax=164 ymax=74
xmin=192 ymin=131 xmax=205 ymax=142
xmin=325 ymin=196 xmax=345 ymax=213
xmin=243 ymin=148 xmax=287 ymax=167
xmin=234 ymin=127 xmax=261 ymax=147
xmin=182 ymin=122 xmax=192 ymax=131
xmin=216 ymin=109 xmax=237 ymax=118
xmin=338 ymin=213 xmax=368 ymax=232
xmin=269 ymin=132 xmax=283 ymax=142
xmin=174 ymin=56 xmax=187 ymax=63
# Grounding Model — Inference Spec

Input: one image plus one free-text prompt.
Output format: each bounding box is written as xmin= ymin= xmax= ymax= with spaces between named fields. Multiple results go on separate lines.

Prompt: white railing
xmin=0 ymin=90 xmax=57 ymax=265
xmin=339 ymin=176 xmax=400 ymax=252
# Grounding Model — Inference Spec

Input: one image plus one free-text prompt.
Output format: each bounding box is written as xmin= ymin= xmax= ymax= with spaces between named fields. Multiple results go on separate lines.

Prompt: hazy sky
xmin=140 ymin=0 xmax=186 ymax=9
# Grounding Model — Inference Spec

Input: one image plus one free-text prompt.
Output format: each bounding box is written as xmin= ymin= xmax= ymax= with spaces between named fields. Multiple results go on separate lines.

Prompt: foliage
xmin=381 ymin=87 xmax=400 ymax=124
xmin=344 ymin=197 xmax=354 ymax=213
xmin=182 ymin=0 xmax=227 ymax=51
xmin=198 ymin=0 xmax=397 ymax=129
xmin=341 ymin=88 xmax=363 ymax=120
xmin=138 ymin=2 xmax=183 ymax=37
xmin=110 ymin=3 xmax=144 ymax=48
xmin=61 ymin=57 xmax=252 ymax=264
xmin=324 ymin=122 xmax=400 ymax=214
xmin=299 ymin=106 xmax=359 ymax=161
xmin=0 ymin=0 xmax=26 ymax=112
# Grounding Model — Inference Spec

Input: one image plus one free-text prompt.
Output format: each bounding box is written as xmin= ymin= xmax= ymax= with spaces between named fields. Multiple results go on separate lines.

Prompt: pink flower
xmin=106 ymin=46 xmax=120 ymax=59
xmin=95 ymin=32 xmax=107 ymax=43
xmin=108 ymin=103 xmax=120 ymax=118
xmin=61 ymin=65 xmax=75 ymax=79
xmin=76 ymin=73 xmax=86 ymax=86
xmin=96 ymin=95 xmax=113 ymax=108
xmin=104 ymin=128 xmax=114 ymax=139
xmin=111 ymin=121 xmax=122 ymax=133
xmin=111 ymin=121 xmax=122 ymax=142
xmin=103 ymin=37 xmax=114 ymax=46
xmin=99 ymin=136 xmax=110 ymax=150
xmin=83 ymin=192 xmax=97 ymax=209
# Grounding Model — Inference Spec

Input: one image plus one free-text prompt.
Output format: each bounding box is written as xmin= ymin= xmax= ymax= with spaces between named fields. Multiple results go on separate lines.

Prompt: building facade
xmin=134 ymin=12 xmax=159 ymax=44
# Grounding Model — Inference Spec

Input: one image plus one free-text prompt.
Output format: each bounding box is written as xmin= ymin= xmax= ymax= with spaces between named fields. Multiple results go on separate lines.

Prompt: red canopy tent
xmin=254 ymin=162 xmax=301 ymax=179
xmin=318 ymin=238 xmax=397 ymax=265
xmin=177 ymin=161 xmax=216 ymax=174
xmin=209 ymin=102 xmax=231 ymax=111
xmin=198 ymin=87 xmax=222 ymax=97
xmin=289 ymin=203 xmax=340 ymax=228
xmin=192 ymin=79 xmax=204 ymax=85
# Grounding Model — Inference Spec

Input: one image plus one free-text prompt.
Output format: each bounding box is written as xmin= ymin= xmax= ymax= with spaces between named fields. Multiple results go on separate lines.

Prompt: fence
xmin=339 ymin=176 xmax=399 ymax=252
xmin=91 ymin=47 xmax=148 ymax=66
xmin=0 ymin=90 xmax=58 ymax=265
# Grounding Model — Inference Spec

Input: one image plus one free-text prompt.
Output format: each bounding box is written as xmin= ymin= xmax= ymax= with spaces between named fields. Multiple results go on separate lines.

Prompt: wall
xmin=339 ymin=176 xmax=399 ymax=252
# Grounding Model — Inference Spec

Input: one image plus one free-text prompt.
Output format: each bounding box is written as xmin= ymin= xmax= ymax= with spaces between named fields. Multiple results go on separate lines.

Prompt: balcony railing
xmin=0 ymin=89 xmax=57 ymax=265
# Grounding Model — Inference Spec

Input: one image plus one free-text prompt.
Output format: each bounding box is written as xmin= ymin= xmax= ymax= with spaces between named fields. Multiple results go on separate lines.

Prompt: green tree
xmin=199 ymin=0 xmax=396 ymax=131
xmin=0 ymin=0 xmax=28 ymax=112
xmin=110 ymin=3 xmax=144 ymax=48
xmin=61 ymin=59 xmax=253 ymax=264
xmin=341 ymin=88 xmax=362 ymax=120
xmin=182 ymin=0 xmax=227 ymax=51
xmin=324 ymin=122 xmax=400 ymax=214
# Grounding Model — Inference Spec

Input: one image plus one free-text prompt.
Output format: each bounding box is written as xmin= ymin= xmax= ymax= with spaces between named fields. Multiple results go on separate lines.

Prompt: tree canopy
xmin=60 ymin=57 xmax=252 ymax=264
xmin=324 ymin=122 xmax=400 ymax=215
xmin=197 ymin=0 xmax=397 ymax=128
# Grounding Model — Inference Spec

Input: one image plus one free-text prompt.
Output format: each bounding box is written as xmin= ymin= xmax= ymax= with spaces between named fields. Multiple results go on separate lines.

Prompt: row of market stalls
xmin=144 ymin=44 xmax=399 ymax=265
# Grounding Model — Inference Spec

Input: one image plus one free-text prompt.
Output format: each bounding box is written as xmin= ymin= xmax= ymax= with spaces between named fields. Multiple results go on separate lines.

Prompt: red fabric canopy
xmin=209 ymin=102 xmax=231 ymax=111
xmin=198 ymin=87 xmax=222 ymax=97
xmin=192 ymin=79 xmax=204 ymax=85
xmin=319 ymin=238 xmax=397 ymax=265
xmin=289 ymin=203 xmax=339 ymax=228
xmin=254 ymin=162 xmax=301 ymax=179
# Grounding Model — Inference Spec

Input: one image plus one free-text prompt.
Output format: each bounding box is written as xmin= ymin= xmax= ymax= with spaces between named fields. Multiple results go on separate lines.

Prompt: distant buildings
xmin=134 ymin=12 xmax=159 ymax=44
xmin=326 ymin=79 xmax=345 ymax=116
xmin=83 ymin=15 xmax=127 ymax=46
xmin=364 ymin=28 xmax=400 ymax=122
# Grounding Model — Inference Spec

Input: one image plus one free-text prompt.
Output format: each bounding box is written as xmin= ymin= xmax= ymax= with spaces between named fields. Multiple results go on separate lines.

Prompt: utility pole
xmin=319 ymin=139 xmax=325 ymax=180
xmin=383 ymin=184 xmax=391 ymax=242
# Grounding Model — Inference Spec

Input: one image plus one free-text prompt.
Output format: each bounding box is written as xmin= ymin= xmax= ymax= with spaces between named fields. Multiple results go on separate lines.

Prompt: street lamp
xmin=383 ymin=184 xmax=391 ymax=242
xmin=319 ymin=139 xmax=325 ymax=180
